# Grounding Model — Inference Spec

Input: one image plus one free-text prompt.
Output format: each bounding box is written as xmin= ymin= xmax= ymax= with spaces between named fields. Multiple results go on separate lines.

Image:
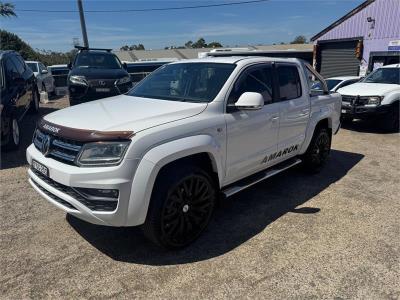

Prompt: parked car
xmin=125 ymin=59 xmax=176 ymax=85
xmin=68 ymin=47 xmax=132 ymax=106
xmin=27 ymin=57 xmax=341 ymax=248
xmin=338 ymin=64 xmax=399 ymax=131
xmin=25 ymin=60 xmax=55 ymax=95
xmin=312 ymin=76 xmax=360 ymax=92
xmin=1 ymin=51 xmax=39 ymax=150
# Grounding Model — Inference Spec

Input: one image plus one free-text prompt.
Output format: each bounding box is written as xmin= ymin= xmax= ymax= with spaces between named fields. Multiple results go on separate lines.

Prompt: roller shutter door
xmin=318 ymin=40 xmax=360 ymax=78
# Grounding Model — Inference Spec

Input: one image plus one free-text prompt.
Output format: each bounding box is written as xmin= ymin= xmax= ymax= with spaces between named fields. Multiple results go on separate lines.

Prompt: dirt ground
xmin=1 ymin=97 xmax=399 ymax=299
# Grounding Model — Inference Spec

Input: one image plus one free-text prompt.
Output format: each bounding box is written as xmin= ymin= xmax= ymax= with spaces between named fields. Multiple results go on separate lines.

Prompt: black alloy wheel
xmin=143 ymin=166 xmax=216 ymax=249
xmin=160 ymin=175 xmax=215 ymax=248
xmin=302 ymin=127 xmax=331 ymax=173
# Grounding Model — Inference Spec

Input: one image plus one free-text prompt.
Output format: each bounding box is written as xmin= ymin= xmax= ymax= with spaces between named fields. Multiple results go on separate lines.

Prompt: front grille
xmin=341 ymin=95 xmax=369 ymax=106
xmin=33 ymin=130 xmax=83 ymax=165
xmin=31 ymin=168 xmax=118 ymax=212
xmin=31 ymin=178 xmax=78 ymax=210
xmin=88 ymin=79 xmax=116 ymax=88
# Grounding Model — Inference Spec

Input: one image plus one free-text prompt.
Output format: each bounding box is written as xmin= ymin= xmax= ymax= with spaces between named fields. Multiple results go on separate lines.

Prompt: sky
xmin=1 ymin=0 xmax=365 ymax=52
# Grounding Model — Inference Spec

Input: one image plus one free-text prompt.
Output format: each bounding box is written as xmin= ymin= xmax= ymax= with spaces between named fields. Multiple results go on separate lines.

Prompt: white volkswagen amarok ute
xmin=27 ymin=57 xmax=341 ymax=248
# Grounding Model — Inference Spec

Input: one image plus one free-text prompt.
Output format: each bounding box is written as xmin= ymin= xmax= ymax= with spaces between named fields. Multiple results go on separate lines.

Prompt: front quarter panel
xmin=126 ymin=134 xmax=223 ymax=226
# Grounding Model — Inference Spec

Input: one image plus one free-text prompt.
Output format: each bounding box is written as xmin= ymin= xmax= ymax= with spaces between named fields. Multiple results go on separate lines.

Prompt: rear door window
xmin=5 ymin=58 xmax=19 ymax=83
xmin=11 ymin=55 xmax=26 ymax=75
xmin=277 ymin=65 xmax=302 ymax=100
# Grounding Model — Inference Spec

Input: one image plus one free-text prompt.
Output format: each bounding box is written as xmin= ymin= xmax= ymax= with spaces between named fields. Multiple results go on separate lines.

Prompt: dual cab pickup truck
xmin=26 ymin=57 xmax=341 ymax=249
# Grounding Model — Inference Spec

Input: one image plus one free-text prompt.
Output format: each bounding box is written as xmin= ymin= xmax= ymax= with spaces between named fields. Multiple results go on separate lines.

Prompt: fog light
xmin=74 ymin=187 xmax=119 ymax=200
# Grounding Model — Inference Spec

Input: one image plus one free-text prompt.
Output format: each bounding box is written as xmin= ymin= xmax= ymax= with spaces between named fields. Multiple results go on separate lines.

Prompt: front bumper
xmin=68 ymin=81 xmax=132 ymax=104
xmin=26 ymin=144 xmax=140 ymax=226
xmin=341 ymin=103 xmax=390 ymax=118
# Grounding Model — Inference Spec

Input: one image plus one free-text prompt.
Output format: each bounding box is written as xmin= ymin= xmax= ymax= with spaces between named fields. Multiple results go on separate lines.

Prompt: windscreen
xmin=75 ymin=52 xmax=122 ymax=69
xmin=128 ymin=62 xmax=236 ymax=103
xmin=362 ymin=68 xmax=399 ymax=84
xmin=26 ymin=62 xmax=38 ymax=72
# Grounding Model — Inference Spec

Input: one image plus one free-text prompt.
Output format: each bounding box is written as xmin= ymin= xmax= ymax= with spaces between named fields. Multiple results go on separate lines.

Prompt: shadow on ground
xmin=68 ymin=149 xmax=364 ymax=266
xmin=0 ymin=107 xmax=58 ymax=170
xmin=341 ymin=119 xmax=398 ymax=134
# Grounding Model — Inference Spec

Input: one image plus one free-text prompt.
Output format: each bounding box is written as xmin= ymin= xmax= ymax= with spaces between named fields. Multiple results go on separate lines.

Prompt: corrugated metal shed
xmin=311 ymin=0 xmax=400 ymax=75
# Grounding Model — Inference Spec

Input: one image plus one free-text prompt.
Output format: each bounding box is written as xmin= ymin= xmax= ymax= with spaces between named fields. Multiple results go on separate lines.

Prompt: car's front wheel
xmin=143 ymin=164 xmax=216 ymax=249
xmin=381 ymin=102 xmax=399 ymax=132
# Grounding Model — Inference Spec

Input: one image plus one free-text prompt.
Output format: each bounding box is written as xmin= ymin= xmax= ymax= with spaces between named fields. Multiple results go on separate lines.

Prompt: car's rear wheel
xmin=3 ymin=117 xmax=20 ymax=151
xmin=29 ymin=87 xmax=40 ymax=114
xmin=143 ymin=165 xmax=216 ymax=249
xmin=302 ymin=127 xmax=331 ymax=173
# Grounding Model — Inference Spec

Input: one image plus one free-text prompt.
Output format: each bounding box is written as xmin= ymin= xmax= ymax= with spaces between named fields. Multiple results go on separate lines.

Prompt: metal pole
xmin=77 ymin=0 xmax=89 ymax=47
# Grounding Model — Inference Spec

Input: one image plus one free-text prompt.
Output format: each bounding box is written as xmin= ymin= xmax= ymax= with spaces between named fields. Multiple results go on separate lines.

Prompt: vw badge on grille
xmin=42 ymin=135 xmax=51 ymax=156
xmin=99 ymin=80 xmax=106 ymax=86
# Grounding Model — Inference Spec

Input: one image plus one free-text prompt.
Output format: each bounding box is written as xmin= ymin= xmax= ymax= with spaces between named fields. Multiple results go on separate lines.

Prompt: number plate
xmin=95 ymin=88 xmax=110 ymax=92
xmin=32 ymin=160 xmax=49 ymax=177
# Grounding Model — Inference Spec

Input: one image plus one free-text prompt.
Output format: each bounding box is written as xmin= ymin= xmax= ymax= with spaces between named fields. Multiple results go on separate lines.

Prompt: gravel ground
xmin=1 ymin=97 xmax=399 ymax=299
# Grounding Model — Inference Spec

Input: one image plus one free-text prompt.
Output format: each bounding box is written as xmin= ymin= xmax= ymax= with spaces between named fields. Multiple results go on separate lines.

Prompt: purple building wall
xmin=314 ymin=0 xmax=400 ymax=68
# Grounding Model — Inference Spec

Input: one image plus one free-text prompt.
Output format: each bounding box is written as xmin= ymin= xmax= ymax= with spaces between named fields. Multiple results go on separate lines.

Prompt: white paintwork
xmin=235 ymin=92 xmax=264 ymax=109
xmin=325 ymin=76 xmax=360 ymax=92
xmin=337 ymin=65 xmax=400 ymax=106
xmin=26 ymin=61 xmax=55 ymax=94
xmin=26 ymin=57 xmax=341 ymax=227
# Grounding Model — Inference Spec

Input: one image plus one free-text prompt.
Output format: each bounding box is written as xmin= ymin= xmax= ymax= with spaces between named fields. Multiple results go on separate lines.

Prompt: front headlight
xmin=69 ymin=75 xmax=88 ymax=86
xmin=76 ymin=141 xmax=130 ymax=166
xmin=115 ymin=76 xmax=131 ymax=85
xmin=367 ymin=96 xmax=382 ymax=105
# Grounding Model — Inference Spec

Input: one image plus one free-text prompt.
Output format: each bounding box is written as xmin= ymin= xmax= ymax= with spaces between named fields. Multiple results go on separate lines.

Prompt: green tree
xmin=120 ymin=45 xmax=129 ymax=51
xmin=192 ymin=38 xmax=207 ymax=48
xmin=0 ymin=2 xmax=16 ymax=17
xmin=129 ymin=44 xmax=145 ymax=50
xmin=0 ymin=30 xmax=37 ymax=59
xmin=207 ymin=41 xmax=223 ymax=48
xmin=184 ymin=40 xmax=193 ymax=48
xmin=290 ymin=35 xmax=307 ymax=44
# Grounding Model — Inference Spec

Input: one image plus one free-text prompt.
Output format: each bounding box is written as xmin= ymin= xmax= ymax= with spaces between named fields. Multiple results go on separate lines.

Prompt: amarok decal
xmin=262 ymin=144 xmax=299 ymax=164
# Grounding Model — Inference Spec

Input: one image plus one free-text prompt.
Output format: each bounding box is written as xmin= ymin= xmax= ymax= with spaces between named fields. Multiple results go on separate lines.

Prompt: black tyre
xmin=381 ymin=102 xmax=399 ymax=133
xmin=142 ymin=165 xmax=216 ymax=249
xmin=3 ymin=117 xmax=20 ymax=151
xmin=302 ymin=127 xmax=331 ymax=173
xmin=29 ymin=87 xmax=40 ymax=114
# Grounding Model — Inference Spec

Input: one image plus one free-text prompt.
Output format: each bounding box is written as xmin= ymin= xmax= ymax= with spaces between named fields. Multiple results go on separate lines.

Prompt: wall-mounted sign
xmin=388 ymin=40 xmax=400 ymax=51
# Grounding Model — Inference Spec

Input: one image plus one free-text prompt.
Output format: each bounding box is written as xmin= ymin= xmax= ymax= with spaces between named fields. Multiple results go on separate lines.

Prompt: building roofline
xmin=310 ymin=0 xmax=375 ymax=42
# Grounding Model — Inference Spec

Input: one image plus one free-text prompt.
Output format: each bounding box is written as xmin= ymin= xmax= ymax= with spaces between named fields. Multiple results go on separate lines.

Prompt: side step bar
xmin=222 ymin=158 xmax=302 ymax=197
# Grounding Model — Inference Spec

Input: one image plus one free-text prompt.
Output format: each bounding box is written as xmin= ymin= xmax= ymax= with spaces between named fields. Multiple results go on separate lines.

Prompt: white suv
xmin=338 ymin=64 xmax=399 ymax=131
xmin=27 ymin=57 xmax=341 ymax=248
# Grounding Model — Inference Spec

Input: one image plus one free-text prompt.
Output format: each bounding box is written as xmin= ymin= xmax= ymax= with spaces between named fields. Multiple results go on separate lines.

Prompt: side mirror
xmin=41 ymin=69 xmax=48 ymax=74
xmin=235 ymin=92 xmax=264 ymax=110
xmin=67 ymin=62 xmax=72 ymax=69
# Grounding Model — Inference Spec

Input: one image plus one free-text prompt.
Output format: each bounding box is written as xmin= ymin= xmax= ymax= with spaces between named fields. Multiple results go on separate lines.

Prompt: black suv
xmin=68 ymin=47 xmax=132 ymax=106
xmin=0 ymin=51 xmax=39 ymax=150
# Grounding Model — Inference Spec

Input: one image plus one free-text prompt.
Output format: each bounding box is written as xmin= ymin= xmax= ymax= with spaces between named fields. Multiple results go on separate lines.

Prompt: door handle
xmin=271 ymin=116 xmax=279 ymax=121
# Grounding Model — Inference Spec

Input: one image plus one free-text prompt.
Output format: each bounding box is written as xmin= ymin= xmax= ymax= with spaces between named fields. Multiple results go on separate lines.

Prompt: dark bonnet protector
xmin=37 ymin=118 xmax=134 ymax=142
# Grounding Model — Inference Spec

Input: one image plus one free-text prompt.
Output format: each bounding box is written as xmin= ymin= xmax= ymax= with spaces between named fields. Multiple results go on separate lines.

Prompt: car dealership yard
xmin=0 ymin=97 xmax=399 ymax=299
